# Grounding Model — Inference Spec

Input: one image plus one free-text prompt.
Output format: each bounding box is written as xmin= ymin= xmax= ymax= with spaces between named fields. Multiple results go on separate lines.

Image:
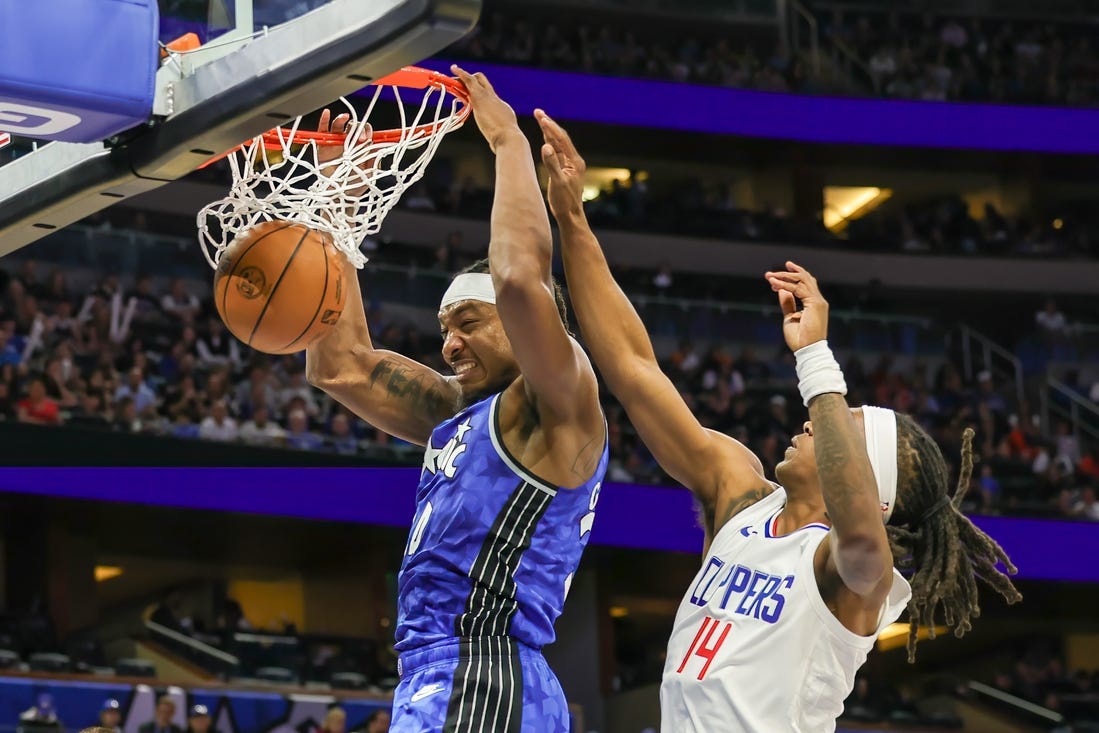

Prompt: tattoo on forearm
xmin=369 ymin=358 xmax=452 ymax=416
xmin=809 ymin=393 xmax=872 ymax=519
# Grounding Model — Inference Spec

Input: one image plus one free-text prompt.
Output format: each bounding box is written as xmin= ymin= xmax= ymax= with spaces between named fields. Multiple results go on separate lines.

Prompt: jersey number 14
xmin=676 ymin=615 xmax=731 ymax=681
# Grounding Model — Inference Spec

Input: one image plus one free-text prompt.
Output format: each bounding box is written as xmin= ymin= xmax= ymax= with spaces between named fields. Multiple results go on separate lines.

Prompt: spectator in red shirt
xmin=17 ymin=375 xmax=61 ymax=425
xmin=1005 ymin=414 xmax=1039 ymax=460
xmin=1079 ymin=448 xmax=1099 ymax=480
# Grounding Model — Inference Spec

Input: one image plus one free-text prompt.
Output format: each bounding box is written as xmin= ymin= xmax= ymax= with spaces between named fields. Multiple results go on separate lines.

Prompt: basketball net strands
xmin=198 ymin=67 xmax=470 ymax=270
xmin=0 ymin=0 xmax=481 ymax=257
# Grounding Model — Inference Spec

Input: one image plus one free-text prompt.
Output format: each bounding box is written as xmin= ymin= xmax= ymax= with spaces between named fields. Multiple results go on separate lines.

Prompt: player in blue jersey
xmin=535 ymin=111 xmax=1020 ymax=731
xmin=306 ymin=67 xmax=607 ymax=733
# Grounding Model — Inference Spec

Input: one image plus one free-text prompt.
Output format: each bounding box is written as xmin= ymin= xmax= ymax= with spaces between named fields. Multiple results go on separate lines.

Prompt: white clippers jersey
xmin=661 ymin=487 xmax=911 ymax=733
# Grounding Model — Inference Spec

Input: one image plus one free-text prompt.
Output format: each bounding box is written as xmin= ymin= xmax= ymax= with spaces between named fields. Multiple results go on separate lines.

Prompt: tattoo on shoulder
xmin=716 ymin=484 xmax=774 ymax=531
xmin=369 ymin=358 xmax=452 ymax=416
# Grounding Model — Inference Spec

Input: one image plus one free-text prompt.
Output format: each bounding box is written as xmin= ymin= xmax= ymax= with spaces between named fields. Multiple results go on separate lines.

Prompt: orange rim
xmin=202 ymin=67 xmax=469 ymax=167
xmin=261 ymin=67 xmax=469 ymax=148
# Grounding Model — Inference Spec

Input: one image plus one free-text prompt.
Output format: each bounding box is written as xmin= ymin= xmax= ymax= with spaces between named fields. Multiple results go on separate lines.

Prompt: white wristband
xmin=795 ymin=340 xmax=847 ymax=407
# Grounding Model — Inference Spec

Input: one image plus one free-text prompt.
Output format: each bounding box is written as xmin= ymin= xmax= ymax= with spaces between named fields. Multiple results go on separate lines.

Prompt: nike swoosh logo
xmin=739 ymin=526 xmax=757 ymax=537
xmin=411 ymin=682 xmax=447 ymax=703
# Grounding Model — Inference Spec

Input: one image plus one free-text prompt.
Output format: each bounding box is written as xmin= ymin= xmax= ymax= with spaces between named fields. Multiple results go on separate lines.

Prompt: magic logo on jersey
xmin=422 ymin=417 xmax=473 ymax=479
xmin=688 ymin=554 xmax=794 ymax=624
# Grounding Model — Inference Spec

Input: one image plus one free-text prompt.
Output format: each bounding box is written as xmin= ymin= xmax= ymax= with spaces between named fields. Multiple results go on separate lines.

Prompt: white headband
xmin=861 ymin=405 xmax=898 ymax=524
xmin=440 ymin=273 xmax=496 ymax=311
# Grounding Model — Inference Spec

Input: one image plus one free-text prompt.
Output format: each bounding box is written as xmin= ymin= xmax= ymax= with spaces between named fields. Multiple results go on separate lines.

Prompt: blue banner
xmin=0 ymin=467 xmax=1092 ymax=582
xmin=412 ymin=59 xmax=1099 ymax=154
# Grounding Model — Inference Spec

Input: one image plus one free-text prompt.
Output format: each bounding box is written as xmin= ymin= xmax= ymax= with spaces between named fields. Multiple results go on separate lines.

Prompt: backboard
xmin=0 ymin=0 xmax=480 ymax=257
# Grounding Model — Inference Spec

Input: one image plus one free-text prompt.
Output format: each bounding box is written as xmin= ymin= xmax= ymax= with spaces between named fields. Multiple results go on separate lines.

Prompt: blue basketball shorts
xmin=391 ymin=637 xmax=569 ymax=733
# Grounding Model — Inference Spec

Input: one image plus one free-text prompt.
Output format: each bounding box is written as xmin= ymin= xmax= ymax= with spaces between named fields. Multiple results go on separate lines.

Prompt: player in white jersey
xmin=534 ymin=112 xmax=1023 ymax=732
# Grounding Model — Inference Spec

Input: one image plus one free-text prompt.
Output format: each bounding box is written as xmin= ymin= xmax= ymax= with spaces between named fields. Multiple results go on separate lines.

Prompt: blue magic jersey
xmin=395 ymin=392 xmax=608 ymax=652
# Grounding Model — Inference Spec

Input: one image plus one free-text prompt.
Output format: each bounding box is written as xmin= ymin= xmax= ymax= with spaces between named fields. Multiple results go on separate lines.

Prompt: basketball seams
xmin=280 ymin=232 xmax=333 ymax=351
xmin=246 ymin=225 xmax=312 ymax=346
xmin=220 ymin=221 xmax=297 ymax=328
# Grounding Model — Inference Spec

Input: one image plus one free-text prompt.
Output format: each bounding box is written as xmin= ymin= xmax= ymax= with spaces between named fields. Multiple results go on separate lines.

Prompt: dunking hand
xmin=316 ymin=109 xmax=371 ymax=166
xmin=451 ymin=64 xmax=523 ymax=153
xmin=315 ymin=108 xmax=373 ymax=204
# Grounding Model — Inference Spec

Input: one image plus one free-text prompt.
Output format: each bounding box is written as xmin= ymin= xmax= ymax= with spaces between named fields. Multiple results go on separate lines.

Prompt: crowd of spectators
xmin=825 ymin=8 xmax=1099 ymax=108
xmin=0 ymin=258 xmax=403 ymax=456
xmin=16 ymin=691 xmax=391 ymax=733
xmin=840 ymin=673 xmax=961 ymax=729
xmin=401 ymin=158 xmax=1099 ymax=260
xmin=609 ymin=336 xmax=1099 ymax=522
xmin=159 ymin=0 xmax=1099 ymax=109
xmin=401 ymin=168 xmax=826 ymax=258
xmin=449 ymin=10 xmax=821 ymax=94
xmin=443 ymin=4 xmax=1099 ymax=109
xmin=844 ymin=195 xmax=1099 ymax=258
xmin=989 ymin=640 xmax=1099 ymax=725
xmin=1 ymin=233 xmax=1097 ymax=523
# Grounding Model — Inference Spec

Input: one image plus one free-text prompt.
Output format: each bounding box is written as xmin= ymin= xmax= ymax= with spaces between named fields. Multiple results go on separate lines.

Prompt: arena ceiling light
xmin=577 ymin=167 xmax=637 ymax=202
xmin=823 ymin=186 xmax=892 ymax=233
xmin=94 ymin=565 xmax=124 ymax=582
xmin=875 ymin=622 xmax=947 ymax=653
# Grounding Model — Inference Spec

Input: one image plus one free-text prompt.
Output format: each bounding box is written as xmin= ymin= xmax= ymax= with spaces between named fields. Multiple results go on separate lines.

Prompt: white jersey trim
xmin=708 ymin=487 xmax=786 ymax=550
xmin=488 ymin=393 xmax=558 ymax=497
xmin=797 ymin=531 xmax=913 ymax=647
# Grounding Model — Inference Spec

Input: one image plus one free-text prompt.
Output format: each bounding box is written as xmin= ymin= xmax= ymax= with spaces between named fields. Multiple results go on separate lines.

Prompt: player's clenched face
xmin=439 ymin=301 xmax=520 ymax=401
xmin=775 ymin=407 xmax=866 ymax=490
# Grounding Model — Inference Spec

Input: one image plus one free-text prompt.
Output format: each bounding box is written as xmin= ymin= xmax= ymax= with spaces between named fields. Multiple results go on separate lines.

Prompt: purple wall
xmin=414 ymin=59 xmax=1099 ymax=154
xmin=0 ymin=467 xmax=1088 ymax=582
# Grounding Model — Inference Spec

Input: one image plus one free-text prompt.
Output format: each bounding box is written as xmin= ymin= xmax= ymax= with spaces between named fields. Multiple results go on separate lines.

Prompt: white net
xmin=197 ymin=73 xmax=467 ymax=269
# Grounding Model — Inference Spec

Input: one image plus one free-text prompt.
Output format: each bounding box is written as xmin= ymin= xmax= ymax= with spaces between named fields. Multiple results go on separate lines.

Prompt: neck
xmin=457 ymin=377 xmax=515 ymax=410
xmin=774 ymin=484 xmax=828 ymax=534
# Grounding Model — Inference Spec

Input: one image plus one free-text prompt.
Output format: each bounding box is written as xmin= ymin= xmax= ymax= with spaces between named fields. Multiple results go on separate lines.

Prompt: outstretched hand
xmin=765 ymin=261 xmax=829 ymax=352
xmin=316 ymin=108 xmax=371 ymax=167
xmin=535 ymin=110 xmax=586 ymax=220
xmin=451 ymin=64 xmax=521 ymax=152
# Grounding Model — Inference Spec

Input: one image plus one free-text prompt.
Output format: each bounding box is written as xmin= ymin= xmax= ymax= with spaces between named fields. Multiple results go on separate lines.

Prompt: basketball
xmin=213 ymin=220 xmax=345 ymax=354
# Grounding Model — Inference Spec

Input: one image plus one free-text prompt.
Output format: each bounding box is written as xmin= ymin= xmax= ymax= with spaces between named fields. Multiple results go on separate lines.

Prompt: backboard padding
xmin=0 ymin=0 xmax=480 ymax=257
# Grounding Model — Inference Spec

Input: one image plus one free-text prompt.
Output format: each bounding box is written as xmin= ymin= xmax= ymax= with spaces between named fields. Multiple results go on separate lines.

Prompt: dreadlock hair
xmin=459 ymin=258 xmax=573 ymax=336
xmin=886 ymin=415 xmax=1023 ymax=663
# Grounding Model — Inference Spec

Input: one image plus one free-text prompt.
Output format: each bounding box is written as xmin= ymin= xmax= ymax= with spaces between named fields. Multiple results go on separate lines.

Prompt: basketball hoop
xmin=197 ymin=66 xmax=469 ymax=269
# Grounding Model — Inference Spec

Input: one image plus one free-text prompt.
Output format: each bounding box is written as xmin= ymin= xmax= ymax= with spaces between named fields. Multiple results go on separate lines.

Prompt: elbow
xmin=304 ymin=368 xmax=327 ymax=390
xmin=490 ymin=233 xmax=553 ymax=273
xmin=491 ymin=264 xmax=550 ymax=300
xmin=304 ymin=351 xmax=338 ymax=390
xmin=835 ymin=534 xmax=892 ymax=596
xmin=603 ymin=355 xmax=659 ymax=390
xmin=303 ymin=353 xmax=324 ymax=387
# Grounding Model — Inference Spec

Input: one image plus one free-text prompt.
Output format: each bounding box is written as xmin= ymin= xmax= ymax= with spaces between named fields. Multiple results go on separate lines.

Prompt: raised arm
xmin=766 ymin=264 xmax=892 ymax=599
xmin=305 ymin=264 xmax=459 ymax=446
xmin=452 ymin=66 xmax=597 ymax=424
xmin=536 ymin=110 xmax=767 ymax=528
